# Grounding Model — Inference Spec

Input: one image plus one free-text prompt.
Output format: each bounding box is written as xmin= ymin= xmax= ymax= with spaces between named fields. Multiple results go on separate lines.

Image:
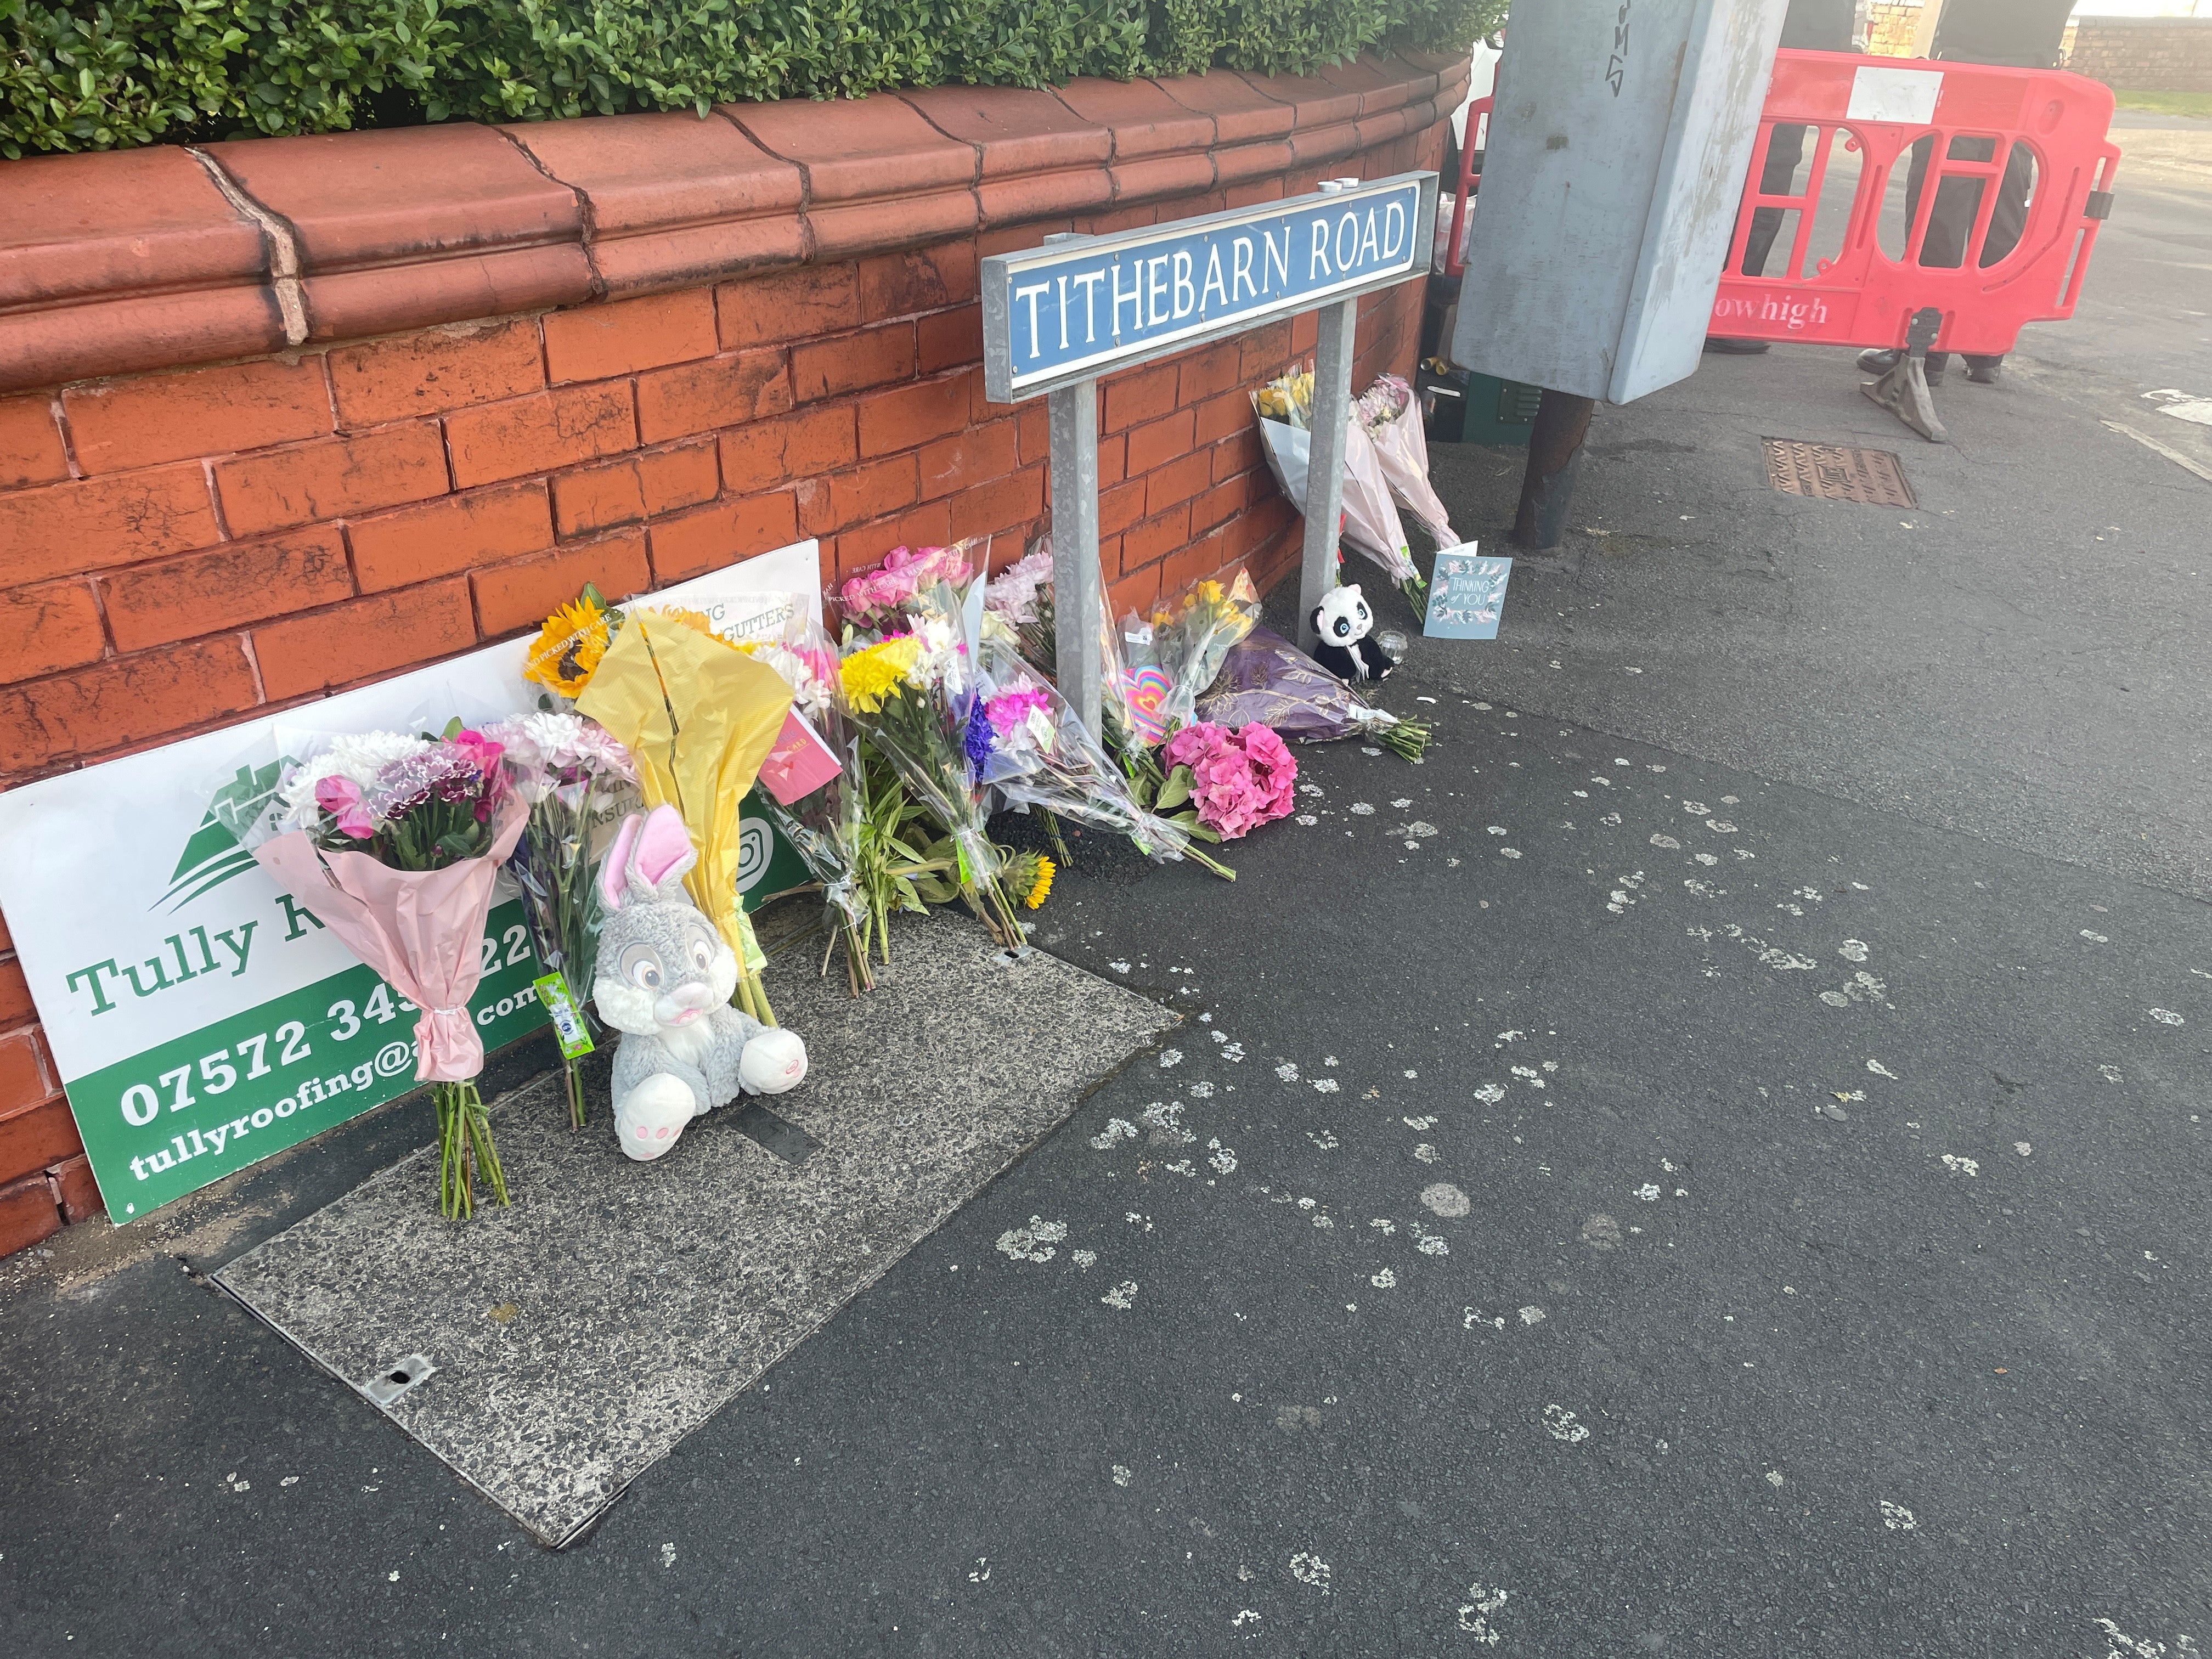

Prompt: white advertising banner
xmin=0 ymin=542 xmax=823 ymax=1223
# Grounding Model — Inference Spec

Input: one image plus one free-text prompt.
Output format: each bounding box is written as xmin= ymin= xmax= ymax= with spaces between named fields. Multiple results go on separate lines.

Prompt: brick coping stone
xmin=0 ymin=53 xmax=1465 ymax=397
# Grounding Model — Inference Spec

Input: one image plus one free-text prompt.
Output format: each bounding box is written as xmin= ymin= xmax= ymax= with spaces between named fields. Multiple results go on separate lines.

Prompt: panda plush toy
xmin=1310 ymin=584 xmax=1397 ymax=683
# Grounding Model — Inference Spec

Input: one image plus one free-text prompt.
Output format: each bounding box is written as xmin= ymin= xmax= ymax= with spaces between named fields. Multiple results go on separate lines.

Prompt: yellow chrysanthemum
xmin=525 ymin=598 xmax=610 ymax=696
xmin=1023 ymin=856 xmax=1055 ymax=909
xmin=840 ymin=636 xmax=922 ymax=713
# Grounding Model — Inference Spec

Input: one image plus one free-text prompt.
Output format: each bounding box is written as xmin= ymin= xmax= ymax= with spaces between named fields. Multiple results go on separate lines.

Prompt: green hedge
xmin=1 ymin=0 xmax=1504 ymax=158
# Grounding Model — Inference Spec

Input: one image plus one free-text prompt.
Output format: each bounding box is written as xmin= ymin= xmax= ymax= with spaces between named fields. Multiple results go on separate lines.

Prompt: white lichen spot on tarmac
xmin=1542 ymin=1404 xmax=1590 ymax=1442
xmin=1465 ymin=1307 xmax=1506 ymax=1331
xmin=2101 ymin=1065 xmax=2125 ymax=1084
xmin=1459 ymin=1584 xmax=1509 ymax=1644
xmin=2092 ymin=1619 xmax=2199 ymax=1657
xmin=1942 ymin=1155 xmax=1979 ymax=1177
xmin=995 ymin=1218 xmax=1066 ymax=1262
xmin=1882 ymin=1501 xmax=1918 ymax=1532
xmin=2149 ymin=1008 xmax=2186 ymax=1026
xmin=1101 ymin=1281 xmax=1138 ymax=1310
xmin=1519 ymin=1306 xmax=1547 ymax=1326
xmin=1089 ymin=1117 xmax=1136 ymax=1150
xmin=1473 ymin=1084 xmax=1506 ymax=1104
xmin=1158 ymin=1048 xmax=1184 ymax=1067
xmin=1207 ymin=1139 xmax=1238 ymax=1174
xmin=1289 ymin=1553 xmax=1331 ymax=1592
xmin=1111 ymin=1465 xmax=1131 ymax=1486
xmin=1371 ymin=1268 xmax=1397 ymax=1288
xmin=1423 ymin=1183 xmax=1470 ymax=1216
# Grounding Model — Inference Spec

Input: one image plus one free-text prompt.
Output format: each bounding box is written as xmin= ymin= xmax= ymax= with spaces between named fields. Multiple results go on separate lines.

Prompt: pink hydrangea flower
xmin=1160 ymin=721 xmax=1297 ymax=840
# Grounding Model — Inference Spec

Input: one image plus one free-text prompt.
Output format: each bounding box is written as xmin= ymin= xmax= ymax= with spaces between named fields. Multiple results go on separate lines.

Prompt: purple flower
xmin=963 ymin=698 xmax=996 ymax=768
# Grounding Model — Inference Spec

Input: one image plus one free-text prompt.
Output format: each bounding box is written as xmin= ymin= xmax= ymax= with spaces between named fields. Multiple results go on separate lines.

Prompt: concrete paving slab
xmin=212 ymin=915 xmax=1173 ymax=1544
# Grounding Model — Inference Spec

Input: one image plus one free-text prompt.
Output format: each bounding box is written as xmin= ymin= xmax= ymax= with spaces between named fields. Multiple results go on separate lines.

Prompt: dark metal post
xmin=1509 ymin=390 xmax=1598 ymax=552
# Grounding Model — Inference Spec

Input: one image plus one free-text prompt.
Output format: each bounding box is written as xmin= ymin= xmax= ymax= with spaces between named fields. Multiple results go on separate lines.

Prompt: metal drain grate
xmin=1761 ymin=438 xmax=1917 ymax=507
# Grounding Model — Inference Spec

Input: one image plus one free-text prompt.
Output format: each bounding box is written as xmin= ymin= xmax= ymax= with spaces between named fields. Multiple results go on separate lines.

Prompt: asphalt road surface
xmin=2 ymin=120 xmax=2207 ymax=1659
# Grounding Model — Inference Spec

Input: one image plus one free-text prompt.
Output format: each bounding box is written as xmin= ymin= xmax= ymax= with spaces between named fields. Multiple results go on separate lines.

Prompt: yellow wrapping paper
xmin=576 ymin=611 xmax=793 ymax=1017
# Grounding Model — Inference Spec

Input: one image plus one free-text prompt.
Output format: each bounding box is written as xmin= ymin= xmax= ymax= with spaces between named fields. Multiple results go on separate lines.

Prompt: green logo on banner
xmin=158 ymin=759 xmax=287 ymax=912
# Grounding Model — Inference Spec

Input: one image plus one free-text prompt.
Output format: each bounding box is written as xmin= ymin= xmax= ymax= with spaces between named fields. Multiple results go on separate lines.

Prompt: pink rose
xmin=450 ymin=729 xmax=504 ymax=777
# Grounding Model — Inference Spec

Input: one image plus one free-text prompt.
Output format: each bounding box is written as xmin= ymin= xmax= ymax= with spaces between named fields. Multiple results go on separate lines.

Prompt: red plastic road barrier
xmin=1709 ymin=49 xmax=2120 ymax=355
xmin=1442 ymin=97 xmax=1491 ymax=281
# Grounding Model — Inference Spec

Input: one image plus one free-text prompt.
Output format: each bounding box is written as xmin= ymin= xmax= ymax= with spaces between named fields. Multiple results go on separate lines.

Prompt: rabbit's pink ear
xmin=632 ymin=803 xmax=697 ymax=892
xmin=601 ymin=814 xmax=644 ymax=911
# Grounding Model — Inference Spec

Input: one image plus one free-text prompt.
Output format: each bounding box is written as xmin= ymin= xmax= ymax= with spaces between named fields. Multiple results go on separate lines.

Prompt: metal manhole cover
xmin=1761 ymin=438 xmax=1917 ymax=507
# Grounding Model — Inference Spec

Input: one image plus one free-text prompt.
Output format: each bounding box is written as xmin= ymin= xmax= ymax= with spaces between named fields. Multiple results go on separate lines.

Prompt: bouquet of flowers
xmin=837 ymin=543 xmax=975 ymax=631
xmin=1158 ymin=721 xmax=1299 ymax=840
xmin=252 ymin=724 xmax=529 ymax=1218
xmin=1198 ymin=625 xmax=1432 ymax=761
xmin=1357 ymin=374 xmax=1459 ymax=556
xmin=969 ymin=639 xmax=1236 ymax=879
xmin=740 ymin=618 xmax=904 ymax=994
xmin=482 ymin=712 xmax=637 ymax=1128
xmin=575 ymin=606 xmax=795 ymax=1026
xmin=838 ymin=583 xmax=1026 ymax=947
xmin=1253 ymin=363 xmax=1425 ymax=612
xmin=1146 ymin=570 xmax=1263 ymax=732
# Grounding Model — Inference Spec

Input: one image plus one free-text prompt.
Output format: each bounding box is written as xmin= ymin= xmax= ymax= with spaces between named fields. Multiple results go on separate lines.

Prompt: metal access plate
xmin=1761 ymin=438 xmax=1918 ymax=506
xmin=216 ymin=916 xmax=1175 ymax=1545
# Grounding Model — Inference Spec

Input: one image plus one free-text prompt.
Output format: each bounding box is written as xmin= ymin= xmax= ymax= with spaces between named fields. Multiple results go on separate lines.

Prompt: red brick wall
xmin=0 ymin=69 xmax=1455 ymax=1254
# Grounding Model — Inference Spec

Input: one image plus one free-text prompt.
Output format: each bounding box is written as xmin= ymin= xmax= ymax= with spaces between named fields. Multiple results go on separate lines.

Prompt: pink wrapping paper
xmin=1366 ymin=382 xmax=1458 ymax=547
xmin=252 ymin=799 xmax=529 ymax=1083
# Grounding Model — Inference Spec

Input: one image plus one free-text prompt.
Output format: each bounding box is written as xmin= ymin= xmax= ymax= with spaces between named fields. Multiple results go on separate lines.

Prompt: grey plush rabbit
xmin=593 ymin=804 xmax=808 ymax=1162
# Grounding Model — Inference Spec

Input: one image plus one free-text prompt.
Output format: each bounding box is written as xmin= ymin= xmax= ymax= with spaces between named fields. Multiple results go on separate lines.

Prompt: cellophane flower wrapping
xmin=1197 ymin=625 xmax=1414 ymax=744
xmin=970 ymin=636 xmax=1195 ymax=865
xmin=745 ymin=615 xmax=881 ymax=990
xmin=985 ymin=533 xmax=1159 ymax=757
xmin=573 ymin=607 xmax=795 ymax=1027
xmin=1160 ymin=721 xmax=1299 ymax=840
xmin=247 ymin=724 xmax=529 ymax=1217
xmin=1357 ymin=374 xmax=1458 ymax=550
xmin=482 ymin=712 xmax=638 ymax=1125
xmin=1146 ymin=569 xmax=1263 ymax=731
xmin=837 ymin=542 xmax=976 ymax=631
xmin=837 ymin=574 xmax=1024 ymax=945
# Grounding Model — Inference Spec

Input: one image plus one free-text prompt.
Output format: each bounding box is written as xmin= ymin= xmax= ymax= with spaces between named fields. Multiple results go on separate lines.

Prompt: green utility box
xmin=1419 ymin=368 xmax=1541 ymax=447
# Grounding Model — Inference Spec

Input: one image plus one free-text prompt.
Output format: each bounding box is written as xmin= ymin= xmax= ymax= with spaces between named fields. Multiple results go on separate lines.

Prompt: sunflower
xmin=839 ymin=636 xmax=922 ymax=714
xmin=1023 ymin=855 xmax=1055 ymax=909
xmin=526 ymin=597 xmax=611 ymax=696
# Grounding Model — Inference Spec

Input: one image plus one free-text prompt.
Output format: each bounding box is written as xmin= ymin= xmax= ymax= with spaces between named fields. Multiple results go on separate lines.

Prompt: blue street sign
xmin=981 ymin=173 xmax=1437 ymax=402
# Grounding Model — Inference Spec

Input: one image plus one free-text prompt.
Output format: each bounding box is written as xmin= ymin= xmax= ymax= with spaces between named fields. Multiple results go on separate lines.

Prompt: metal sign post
xmin=981 ymin=172 xmax=1438 ymax=735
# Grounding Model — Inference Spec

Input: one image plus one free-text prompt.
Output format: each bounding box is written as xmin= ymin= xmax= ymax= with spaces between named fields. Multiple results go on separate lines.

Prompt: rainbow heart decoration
xmin=1124 ymin=667 xmax=1172 ymax=743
